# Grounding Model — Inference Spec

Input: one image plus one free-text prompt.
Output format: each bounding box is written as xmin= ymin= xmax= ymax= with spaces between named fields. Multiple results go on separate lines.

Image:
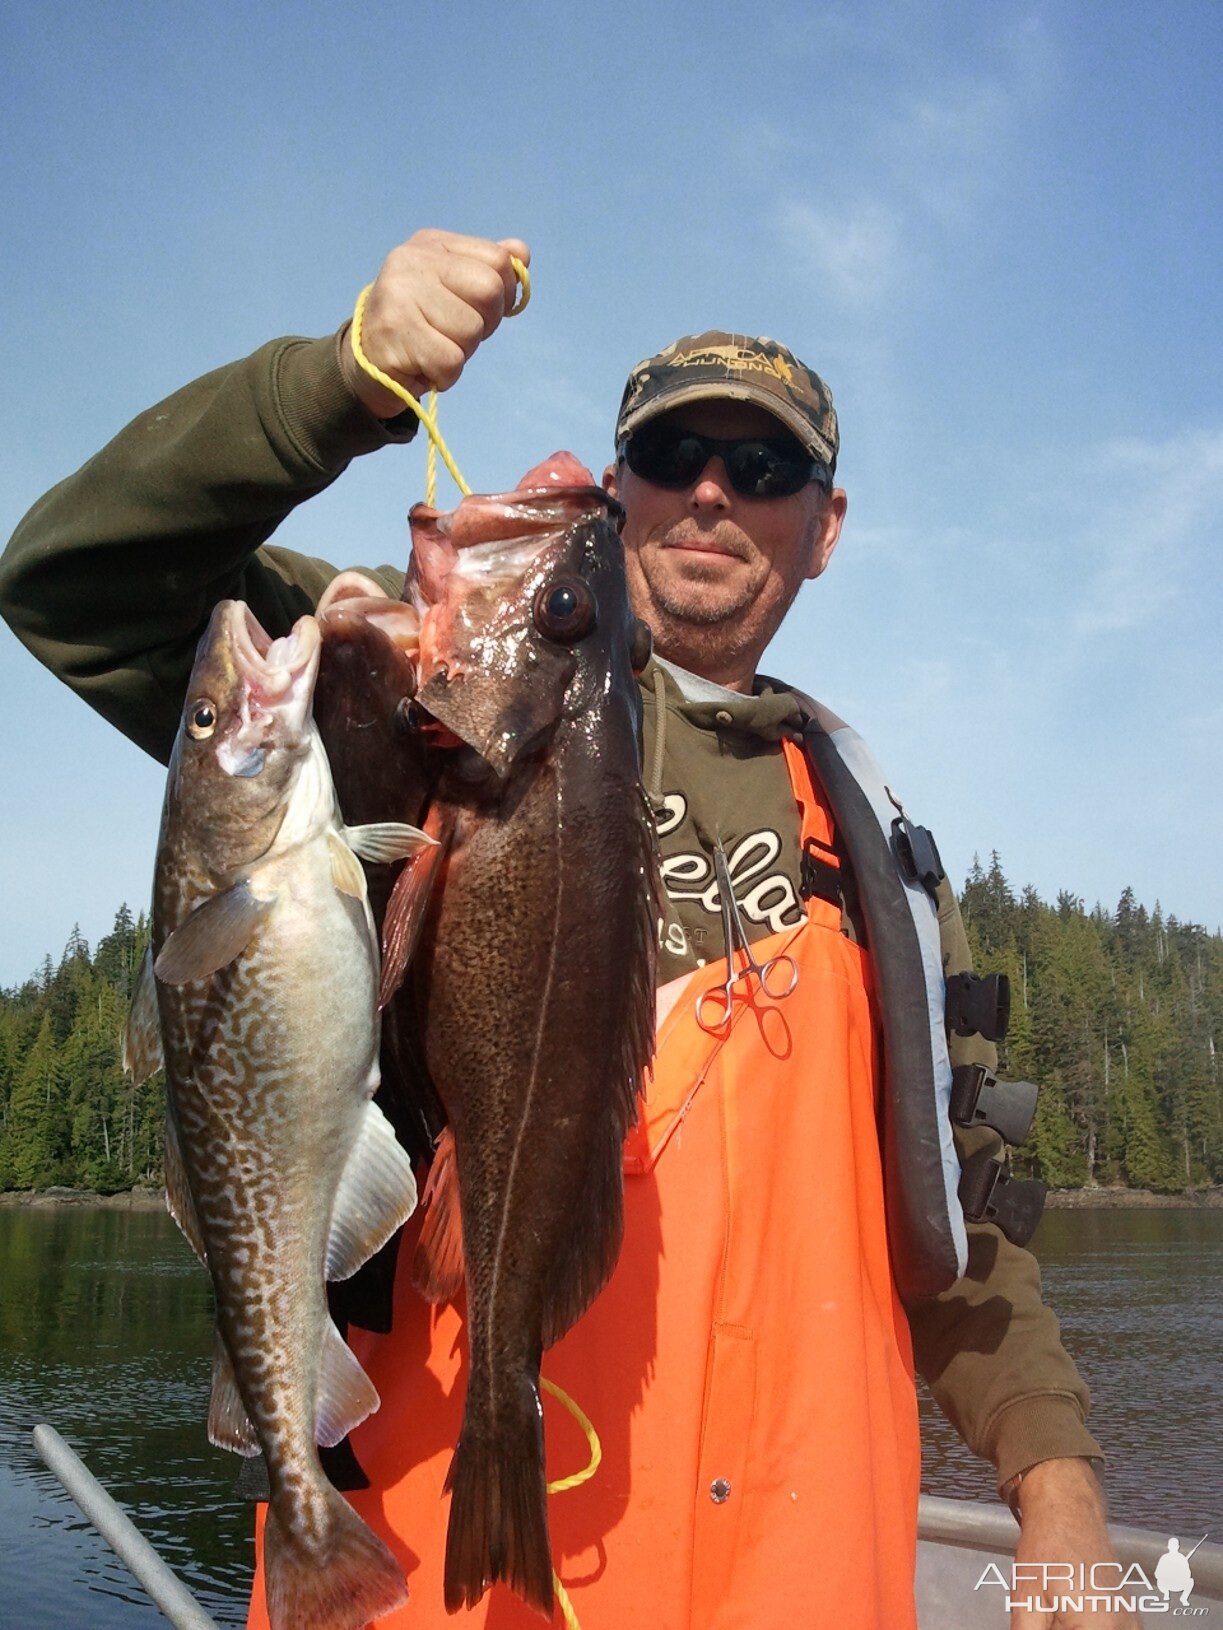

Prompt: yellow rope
xmin=424 ymin=388 xmax=439 ymax=506
xmin=353 ymin=250 xmax=596 ymax=1624
xmin=349 ymin=254 xmax=531 ymax=504
xmin=553 ymin=1575 xmax=581 ymax=1629
xmin=542 ymin=1376 xmax=602 ymax=1493
xmin=541 ymin=1376 xmax=602 ymax=1630
xmin=507 ymin=258 xmax=531 ymax=316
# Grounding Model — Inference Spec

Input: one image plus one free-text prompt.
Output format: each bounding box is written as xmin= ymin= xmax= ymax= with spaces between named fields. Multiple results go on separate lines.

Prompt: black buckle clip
xmin=800 ymin=835 xmax=841 ymax=907
xmin=945 ymin=971 xmax=1011 ymax=1041
xmin=950 ymin=1063 xmax=1039 ymax=1146
xmin=958 ymin=1149 xmax=1046 ymax=1247
xmin=890 ymin=813 xmax=944 ymax=896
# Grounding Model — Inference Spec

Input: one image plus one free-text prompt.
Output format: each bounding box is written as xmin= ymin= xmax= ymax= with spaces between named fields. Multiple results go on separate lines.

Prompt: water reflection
xmin=0 ymin=1205 xmax=1218 ymax=1624
xmin=0 ymin=1207 xmax=251 ymax=1626
xmin=919 ymin=1208 xmax=1223 ymax=1536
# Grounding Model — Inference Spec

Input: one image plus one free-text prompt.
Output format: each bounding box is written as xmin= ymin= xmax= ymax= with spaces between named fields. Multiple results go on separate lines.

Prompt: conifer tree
xmin=94 ymin=904 xmax=140 ymax=997
xmin=62 ymin=977 xmax=128 ymax=1191
xmin=3 ymin=1013 xmax=67 ymax=1187
xmin=1 ymin=871 xmax=1219 ymax=1195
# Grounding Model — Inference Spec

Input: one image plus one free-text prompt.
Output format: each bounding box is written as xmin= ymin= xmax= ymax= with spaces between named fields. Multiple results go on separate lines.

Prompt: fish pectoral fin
xmin=208 ymin=1331 xmax=260 ymax=1456
xmin=153 ymin=882 xmax=273 ymax=983
xmin=163 ymin=1111 xmax=207 ymax=1265
xmin=344 ymin=821 xmax=438 ymax=863
xmin=326 ymin=1102 xmax=418 ymax=1282
xmin=379 ymin=815 xmax=453 ymax=1009
xmin=328 ymin=830 xmax=368 ymax=901
xmin=412 ymin=1125 xmax=466 ymax=1302
xmin=122 ymin=947 xmax=164 ymax=1086
xmin=316 ymin=1322 xmax=380 ymax=1448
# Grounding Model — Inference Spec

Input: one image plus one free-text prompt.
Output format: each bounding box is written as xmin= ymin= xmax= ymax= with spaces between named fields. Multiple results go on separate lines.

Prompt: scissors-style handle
xmin=756 ymin=953 xmax=800 ymax=1001
xmin=695 ymin=982 xmax=735 ymax=1034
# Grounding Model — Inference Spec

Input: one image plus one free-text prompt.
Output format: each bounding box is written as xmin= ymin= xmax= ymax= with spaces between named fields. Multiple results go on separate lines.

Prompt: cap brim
xmin=617 ymin=380 xmax=835 ymax=468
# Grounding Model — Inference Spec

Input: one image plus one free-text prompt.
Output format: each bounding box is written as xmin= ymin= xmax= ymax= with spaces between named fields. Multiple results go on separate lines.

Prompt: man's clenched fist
xmin=341 ymin=229 xmax=530 ymax=418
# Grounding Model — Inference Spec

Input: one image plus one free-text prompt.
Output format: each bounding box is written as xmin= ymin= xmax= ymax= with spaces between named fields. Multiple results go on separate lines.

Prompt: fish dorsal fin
xmin=316 ymin=1321 xmax=380 ymax=1448
xmin=122 ymin=946 xmax=164 ymax=1086
xmin=328 ymin=830 xmax=368 ymax=901
xmin=208 ymin=1330 xmax=259 ymax=1455
xmin=325 ymin=1101 xmax=418 ymax=1283
xmin=412 ymin=1125 xmax=465 ymax=1302
xmin=379 ymin=815 xmax=452 ymax=1009
xmin=344 ymin=822 xmax=436 ymax=864
xmin=163 ymin=1110 xmax=207 ymax=1265
xmin=154 ymin=882 xmax=273 ymax=983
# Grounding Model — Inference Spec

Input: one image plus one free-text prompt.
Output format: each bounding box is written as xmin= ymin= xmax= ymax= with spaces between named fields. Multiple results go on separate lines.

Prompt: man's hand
xmin=340 ymin=229 xmax=531 ymax=418
xmin=1012 ymin=1458 xmax=1142 ymax=1628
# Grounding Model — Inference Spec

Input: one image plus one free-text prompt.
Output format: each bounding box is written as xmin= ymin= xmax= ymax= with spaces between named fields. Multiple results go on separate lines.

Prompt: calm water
xmin=0 ymin=1205 xmax=1218 ymax=1626
xmin=918 ymin=1206 xmax=1222 ymax=1533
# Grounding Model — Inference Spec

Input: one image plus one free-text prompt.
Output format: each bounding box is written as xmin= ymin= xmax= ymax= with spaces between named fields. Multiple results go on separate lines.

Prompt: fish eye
xmin=533 ymin=578 xmax=596 ymax=644
xmin=187 ymin=700 xmax=217 ymax=739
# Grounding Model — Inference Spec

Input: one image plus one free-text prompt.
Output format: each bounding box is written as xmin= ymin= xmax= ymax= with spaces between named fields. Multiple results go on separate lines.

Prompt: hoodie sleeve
xmin=0 ymin=328 xmax=411 ymax=764
xmin=906 ymin=877 xmax=1104 ymax=1491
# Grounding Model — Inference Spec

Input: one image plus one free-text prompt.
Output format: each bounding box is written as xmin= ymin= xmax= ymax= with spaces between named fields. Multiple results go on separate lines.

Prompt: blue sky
xmin=1 ymin=1 xmax=1220 ymax=985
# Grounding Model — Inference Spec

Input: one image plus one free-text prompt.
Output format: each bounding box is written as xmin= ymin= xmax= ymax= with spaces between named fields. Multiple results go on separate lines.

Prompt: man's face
xmin=604 ymin=400 xmax=846 ymax=689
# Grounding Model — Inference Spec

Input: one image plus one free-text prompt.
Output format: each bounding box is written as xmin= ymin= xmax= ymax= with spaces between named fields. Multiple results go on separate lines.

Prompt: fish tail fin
xmin=443 ymin=1377 xmax=553 ymax=1617
xmin=263 ymin=1489 xmax=407 ymax=1630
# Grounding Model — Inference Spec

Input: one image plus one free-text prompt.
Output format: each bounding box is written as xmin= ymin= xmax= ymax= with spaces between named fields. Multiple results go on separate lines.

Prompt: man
xmin=0 ymin=229 xmax=1127 ymax=1629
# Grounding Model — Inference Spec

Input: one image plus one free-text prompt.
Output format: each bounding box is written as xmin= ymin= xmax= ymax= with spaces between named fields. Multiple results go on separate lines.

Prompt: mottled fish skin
xmin=409 ymin=473 xmax=659 ymax=1616
xmin=150 ymin=600 xmax=412 ymax=1630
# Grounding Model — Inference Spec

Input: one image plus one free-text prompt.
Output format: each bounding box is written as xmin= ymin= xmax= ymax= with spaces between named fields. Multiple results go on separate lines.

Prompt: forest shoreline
xmin=2 ymin=1183 xmax=1221 ymax=1211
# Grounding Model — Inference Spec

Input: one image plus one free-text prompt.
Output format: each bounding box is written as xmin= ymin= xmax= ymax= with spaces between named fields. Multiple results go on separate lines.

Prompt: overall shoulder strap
xmin=768 ymin=680 xmax=968 ymax=1299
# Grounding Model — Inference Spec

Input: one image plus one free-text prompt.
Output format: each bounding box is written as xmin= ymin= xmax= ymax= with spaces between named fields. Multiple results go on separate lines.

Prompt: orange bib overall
xmin=247 ymin=742 xmax=920 ymax=1629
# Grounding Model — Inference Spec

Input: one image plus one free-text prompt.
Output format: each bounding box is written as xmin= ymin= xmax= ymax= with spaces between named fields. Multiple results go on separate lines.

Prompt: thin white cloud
xmin=779 ymin=200 xmax=902 ymax=307
xmin=768 ymin=15 xmax=1054 ymax=311
xmin=1070 ymin=427 xmax=1223 ymax=636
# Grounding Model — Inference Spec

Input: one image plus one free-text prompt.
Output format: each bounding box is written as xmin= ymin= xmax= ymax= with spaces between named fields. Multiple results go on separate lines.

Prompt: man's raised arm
xmin=0 ymin=229 xmax=528 ymax=763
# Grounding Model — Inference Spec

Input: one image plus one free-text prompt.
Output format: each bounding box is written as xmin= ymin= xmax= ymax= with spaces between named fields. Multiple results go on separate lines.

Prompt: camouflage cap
xmin=615 ymin=330 xmax=838 ymax=475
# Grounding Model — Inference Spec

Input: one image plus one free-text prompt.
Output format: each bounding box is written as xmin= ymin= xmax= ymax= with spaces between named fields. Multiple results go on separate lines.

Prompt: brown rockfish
xmin=405 ymin=454 xmax=659 ymax=1616
xmin=123 ymin=600 xmax=428 ymax=1630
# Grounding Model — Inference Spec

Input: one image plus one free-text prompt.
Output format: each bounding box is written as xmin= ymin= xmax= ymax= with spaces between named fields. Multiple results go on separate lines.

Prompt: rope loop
xmin=508 ymin=253 xmax=531 ymax=315
xmin=541 ymin=1376 xmax=602 ymax=1630
xmin=349 ymin=252 xmax=532 ymax=502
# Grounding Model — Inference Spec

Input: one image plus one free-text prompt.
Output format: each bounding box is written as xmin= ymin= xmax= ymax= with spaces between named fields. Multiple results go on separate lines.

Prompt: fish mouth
xmin=405 ymin=466 xmax=621 ymax=777
xmin=318 ymin=573 xmax=422 ymax=664
xmin=216 ymin=602 xmax=321 ymax=765
xmin=226 ymin=602 xmax=321 ymax=703
xmin=411 ymin=483 xmax=619 ymax=538
xmin=408 ymin=486 xmax=620 ymax=608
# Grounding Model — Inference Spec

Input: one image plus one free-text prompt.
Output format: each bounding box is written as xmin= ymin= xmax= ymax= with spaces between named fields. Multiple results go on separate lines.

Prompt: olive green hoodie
xmin=0 ymin=328 xmax=1102 ymax=1491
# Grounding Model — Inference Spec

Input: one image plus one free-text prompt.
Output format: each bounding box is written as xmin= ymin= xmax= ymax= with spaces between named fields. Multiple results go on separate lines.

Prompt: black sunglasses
xmin=620 ymin=425 xmax=831 ymax=498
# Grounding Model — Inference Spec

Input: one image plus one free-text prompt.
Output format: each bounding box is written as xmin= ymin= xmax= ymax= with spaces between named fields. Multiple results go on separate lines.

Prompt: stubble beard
xmin=635 ymin=551 xmax=775 ymax=678
xmin=638 ymin=522 xmax=765 ymax=625
xmin=625 ymin=511 xmax=821 ymax=679
xmin=647 ymin=565 xmax=761 ymax=627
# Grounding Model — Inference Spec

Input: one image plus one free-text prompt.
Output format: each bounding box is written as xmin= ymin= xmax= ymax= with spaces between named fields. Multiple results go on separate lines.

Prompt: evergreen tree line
xmin=961 ymin=857 xmax=1222 ymax=1189
xmin=0 ymin=907 xmax=162 ymax=1192
xmin=1 ymin=862 xmax=1220 ymax=1193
